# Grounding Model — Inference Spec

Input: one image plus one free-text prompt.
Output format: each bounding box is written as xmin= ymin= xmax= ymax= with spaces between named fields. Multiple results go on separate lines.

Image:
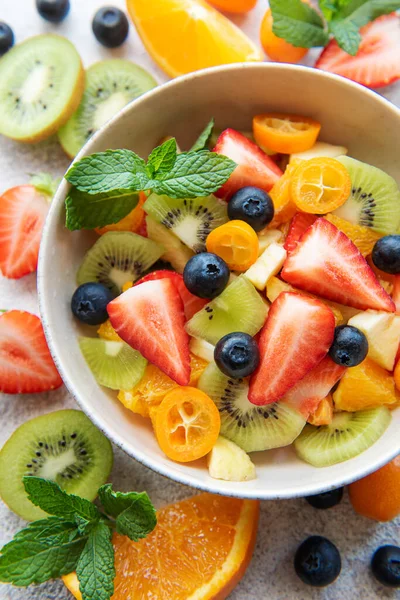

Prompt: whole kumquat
xmin=260 ymin=9 xmax=308 ymax=64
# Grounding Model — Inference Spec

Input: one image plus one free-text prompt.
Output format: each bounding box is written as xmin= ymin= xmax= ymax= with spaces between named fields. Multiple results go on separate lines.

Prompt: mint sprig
xmin=269 ymin=0 xmax=329 ymax=48
xmin=190 ymin=118 xmax=215 ymax=152
xmin=76 ymin=521 xmax=115 ymax=600
xmin=65 ymin=188 xmax=140 ymax=231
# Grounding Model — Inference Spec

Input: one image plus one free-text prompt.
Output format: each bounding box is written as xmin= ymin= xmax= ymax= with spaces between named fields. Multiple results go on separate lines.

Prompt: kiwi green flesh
xmin=77 ymin=231 xmax=163 ymax=295
xmin=58 ymin=59 xmax=157 ymax=158
xmin=0 ymin=35 xmax=83 ymax=140
xmin=0 ymin=410 xmax=113 ymax=521
xmin=146 ymin=216 xmax=194 ymax=274
xmin=144 ymin=194 xmax=228 ymax=253
xmin=294 ymin=407 xmax=391 ymax=468
xmin=186 ymin=276 xmax=268 ymax=345
xmin=198 ymin=363 xmax=306 ymax=452
xmin=333 ymin=156 xmax=400 ymax=235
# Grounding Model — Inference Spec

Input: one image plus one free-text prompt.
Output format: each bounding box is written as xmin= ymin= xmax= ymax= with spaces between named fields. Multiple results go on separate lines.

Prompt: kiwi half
xmin=0 ymin=35 xmax=84 ymax=142
xmin=59 ymin=59 xmax=157 ymax=158
xmin=146 ymin=215 xmax=194 ymax=274
xmin=0 ymin=410 xmax=113 ymax=521
xmin=294 ymin=407 xmax=391 ymax=467
xmin=333 ymin=156 xmax=400 ymax=234
xmin=198 ymin=363 xmax=306 ymax=452
xmin=77 ymin=231 xmax=163 ymax=294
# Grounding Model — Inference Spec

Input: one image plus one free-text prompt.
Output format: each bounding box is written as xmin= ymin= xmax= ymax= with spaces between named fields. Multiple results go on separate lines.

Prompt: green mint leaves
xmin=190 ymin=118 xmax=215 ymax=152
xmin=147 ymin=137 xmax=177 ymax=177
xmin=65 ymin=188 xmax=140 ymax=231
xmin=269 ymin=0 xmax=329 ymax=48
xmin=0 ymin=477 xmax=157 ymax=600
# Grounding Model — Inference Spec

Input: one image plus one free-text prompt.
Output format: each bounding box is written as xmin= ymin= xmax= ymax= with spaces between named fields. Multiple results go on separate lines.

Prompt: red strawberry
xmin=282 ymin=218 xmax=395 ymax=312
xmin=249 ymin=292 xmax=335 ymax=406
xmin=282 ymin=356 xmax=346 ymax=418
xmin=107 ymin=278 xmax=191 ymax=385
xmin=284 ymin=213 xmax=318 ymax=254
xmin=212 ymin=129 xmax=282 ymax=200
xmin=315 ymin=14 xmax=400 ymax=89
xmin=0 ymin=310 xmax=63 ymax=394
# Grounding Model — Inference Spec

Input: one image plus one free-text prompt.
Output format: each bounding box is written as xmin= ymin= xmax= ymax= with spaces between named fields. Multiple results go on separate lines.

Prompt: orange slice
xmin=126 ymin=0 xmax=262 ymax=78
xmin=268 ymin=161 xmax=299 ymax=228
xmin=63 ymin=493 xmax=259 ymax=600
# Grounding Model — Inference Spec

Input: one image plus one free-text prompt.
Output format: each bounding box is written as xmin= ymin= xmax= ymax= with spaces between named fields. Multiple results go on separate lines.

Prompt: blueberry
xmin=228 ymin=186 xmax=274 ymax=232
xmin=372 ymin=235 xmax=400 ymax=275
xmin=92 ymin=6 xmax=129 ymax=48
xmin=214 ymin=332 xmax=260 ymax=378
xmin=0 ymin=23 xmax=14 ymax=55
xmin=294 ymin=536 xmax=341 ymax=587
xmin=329 ymin=325 xmax=368 ymax=367
xmin=71 ymin=282 xmax=114 ymax=325
xmin=36 ymin=0 xmax=70 ymax=23
xmin=371 ymin=545 xmax=400 ymax=588
xmin=183 ymin=253 xmax=230 ymax=299
xmin=305 ymin=487 xmax=344 ymax=509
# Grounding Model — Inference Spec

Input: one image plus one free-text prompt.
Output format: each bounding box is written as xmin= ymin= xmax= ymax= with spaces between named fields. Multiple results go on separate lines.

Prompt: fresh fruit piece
xmin=372 ymin=235 xmax=400 ymax=275
xmin=315 ymin=14 xmax=400 ymax=88
xmin=206 ymin=220 xmax=259 ymax=272
xmin=333 ymin=358 xmax=398 ymax=411
xmin=249 ymin=292 xmax=335 ymax=406
xmin=213 ymin=129 xmax=282 ymax=200
xmin=257 ymin=228 xmax=283 ymax=254
xmin=348 ymin=310 xmax=400 ymax=371
xmin=154 ymin=387 xmax=220 ymax=462
xmin=294 ymin=407 xmax=391 ymax=467
xmin=268 ymin=161 xmax=298 ymax=227
xmin=294 ymin=536 xmax=341 ymax=587
xmin=349 ymin=455 xmax=400 ymax=522
xmin=325 ymin=213 xmax=381 ymax=257
xmin=97 ymin=319 xmax=121 ymax=342
xmin=206 ymin=0 xmax=256 ymax=13
xmin=282 ymin=218 xmax=396 ymax=312
xmin=59 ymin=61 xmax=156 ymax=157
xmin=183 ymin=253 xmax=230 ymax=300
xmin=329 ymin=324 xmax=369 ymax=367
xmin=92 ymin=6 xmax=129 ymax=47
xmin=0 ymin=35 xmax=84 ymax=142
xmin=186 ymin=276 xmax=268 ymax=345
xmin=333 ymin=156 xmax=400 ymax=235
xmin=0 ymin=310 xmax=62 ymax=394
xmin=371 ymin=545 xmax=400 ymax=588
xmin=393 ymin=275 xmax=400 ymax=314
xmin=198 ymin=362 xmax=306 ymax=452
xmin=108 ymin=279 xmax=190 ymax=385
xmin=306 ymin=487 xmax=343 ymax=510
xmin=127 ymin=0 xmax=261 ymax=78
xmin=77 ymin=231 xmax=163 ymax=295
xmin=95 ymin=192 xmax=146 ymax=235
xmin=36 ymin=0 xmax=70 ymax=22
xmin=244 ymin=242 xmax=286 ymax=290
xmin=0 ymin=409 xmax=113 ymax=521
xmin=189 ymin=338 xmax=215 ymax=363
xmin=71 ymin=282 xmax=114 ymax=326
xmin=0 ymin=22 xmax=14 ymax=55
xmin=253 ymin=113 xmax=321 ymax=155
xmin=144 ymin=193 xmax=228 ymax=253
xmin=307 ymin=394 xmax=334 ymax=426
xmin=228 ymin=186 xmax=274 ymax=232
xmin=260 ymin=9 xmax=308 ymax=63
xmin=284 ymin=213 xmax=318 ymax=254
xmin=214 ymin=332 xmax=259 ymax=379
xmin=207 ymin=436 xmax=256 ymax=482
xmin=146 ymin=215 xmax=194 ymax=274
xmin=290 ymin=141 xmax=348 ymax=162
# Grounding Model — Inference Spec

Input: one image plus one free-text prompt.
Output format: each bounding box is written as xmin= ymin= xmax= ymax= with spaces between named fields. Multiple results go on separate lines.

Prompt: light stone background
xmin=0 ymin=1 xmax=399 ymax=598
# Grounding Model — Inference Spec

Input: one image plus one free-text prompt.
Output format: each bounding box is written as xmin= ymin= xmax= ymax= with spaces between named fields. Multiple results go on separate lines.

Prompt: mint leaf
xmin=76 ymin=521 xmax=115 ymax=600
xmin=65 ymin=188 xmax=139 ymax=230
xmin=329 ymin=19 xmax=360 ymax=54
xmin=66 ymin=149 xmax=149 ymax=194
xmin=147 ymin=138 xmax=177 ymax=178
xmin=191 ymin=118 xmax=215 ymax=152
xmin=269 ymin=0 xmax=329 ymax=48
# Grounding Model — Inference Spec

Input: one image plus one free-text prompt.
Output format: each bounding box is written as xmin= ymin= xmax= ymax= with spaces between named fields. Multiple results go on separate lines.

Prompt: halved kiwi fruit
xmin=0 ymin=35 xmax=84 ymax=142
xmin=59 ymin=59 xmax=157 ymax=158
xmin=145 ymin=215 xmax=194 ymax=274
xmin=0 ymin=410 xmax=113 ymax=521
xmin=198 ymin=363 xmax=306 ymax=452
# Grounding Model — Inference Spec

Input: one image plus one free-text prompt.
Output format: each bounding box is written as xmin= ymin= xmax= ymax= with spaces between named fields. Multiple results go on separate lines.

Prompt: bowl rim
xmin=38 ymin=62 xmax=400 ymax=499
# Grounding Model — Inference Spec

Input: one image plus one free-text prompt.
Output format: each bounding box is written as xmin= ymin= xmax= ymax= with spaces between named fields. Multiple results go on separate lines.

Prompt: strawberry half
xmin=107 ymin=278 xmax=191 ymax=385
xmin=0 ymin=310 xmax=63 ymax=394
xmin=212 ymin=128 xmax=282 ymax=200
xmin=315 ymin=14 xmax=400 ymax=89
xmin=284 ymin=213 xmax=318 ymax=254
xmin=249 ymin=292 xmax=335 ymax=406
xmin=282 ymin=218 xmax=395 ymax=312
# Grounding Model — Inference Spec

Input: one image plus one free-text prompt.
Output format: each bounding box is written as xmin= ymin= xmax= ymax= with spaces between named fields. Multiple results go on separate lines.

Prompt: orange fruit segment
xmin=97 ymin=320 xmax=122 ymax=342
xmin=63 ymin=493 xmax=259 ymax=600
xmin=325 ymin=213 xmax=382 ymax=256
xmin=260 ymin=9 xmax=308 ymax=64
xmin=207 ymin=0 xmax=257 ymax=13
xmin=206 ymin=220 xmax=259 ymax=271
xmin=307 ymin=394 xmax=334 ymax=426
xmin=253 ymin=113 xmax=321 ymax=154
xmin=268 ymin=162 xmax=298 ymax=227
xmin=126 ymin=0 xmax=262 ymax=79
xmin=95 ymin=192 xmax=146 ymax=235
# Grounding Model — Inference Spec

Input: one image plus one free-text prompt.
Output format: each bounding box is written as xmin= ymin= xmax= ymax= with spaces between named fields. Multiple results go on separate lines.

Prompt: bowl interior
xmin=39 ymin=64 xmax=400 ymax=499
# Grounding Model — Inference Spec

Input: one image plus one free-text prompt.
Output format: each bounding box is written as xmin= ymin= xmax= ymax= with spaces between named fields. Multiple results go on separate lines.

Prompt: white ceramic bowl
xmin=38 ymin=63 xmax=400 ymax=499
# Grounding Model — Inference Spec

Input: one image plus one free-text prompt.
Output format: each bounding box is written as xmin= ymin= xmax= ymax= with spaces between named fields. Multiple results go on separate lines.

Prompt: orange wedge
xmin=126 ymin=0 xmax=262 ymax=78
xmin=63 ymin=493 xmax=259 ymax=600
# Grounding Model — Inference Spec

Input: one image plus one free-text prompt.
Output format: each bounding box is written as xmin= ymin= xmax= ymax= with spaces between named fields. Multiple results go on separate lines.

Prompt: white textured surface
xmin=0 ymin=1 xmax=399 ymax=599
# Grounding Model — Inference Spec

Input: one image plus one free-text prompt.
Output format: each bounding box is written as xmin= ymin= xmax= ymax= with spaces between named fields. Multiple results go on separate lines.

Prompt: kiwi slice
xmin=79 ymin=337 xmax=147 ymax=390
xmin=186 ymin=276 xmax=268 ymax=345
xmin=77 ymin=231 xmax=163 ymax=294
xmin=146 ymin=215 xmax=194 ymax=274
xmin=59 ymin=59 xmax=157 ymax=158
xmin=0 ymin=35 xmax=84 ymax=142
xmin=198 ymin=363 xmax=306 ymax=452
xmin=0 ymin=410 xmax=113 ymax=521
xmin=333 ymin=156 xmax=400 ymax=234
xmin=294 ymin=407 xmax=391 ymax=467
xmin=144 ymin=193 xmax=228 ymax=252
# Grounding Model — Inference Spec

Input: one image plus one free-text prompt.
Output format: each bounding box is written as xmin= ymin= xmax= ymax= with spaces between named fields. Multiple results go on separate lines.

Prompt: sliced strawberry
xmin=315 ymin=14 xmax=400 ymax=89
xmin=249 ymin=292 xmax=335 ymax=406
xmin=282 ymin=218 xmax=395 ymax=312
xmin=284 ymin=213 xmax=318 ymax=254
xmin=212 ymin=128 xmax=282 ymax=200
xmin=107 ymin=278 xmax=190 ymax=385
xmin=0 ymin=310 xmax=63 ymax=394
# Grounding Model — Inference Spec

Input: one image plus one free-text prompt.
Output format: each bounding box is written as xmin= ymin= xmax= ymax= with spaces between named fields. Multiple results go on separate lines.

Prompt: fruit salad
xmin=67 ymin=113 xmax=400 ymax=483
